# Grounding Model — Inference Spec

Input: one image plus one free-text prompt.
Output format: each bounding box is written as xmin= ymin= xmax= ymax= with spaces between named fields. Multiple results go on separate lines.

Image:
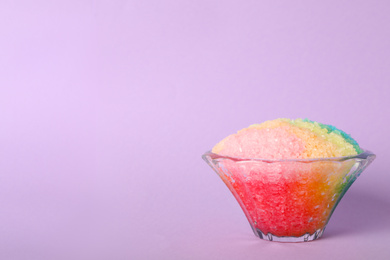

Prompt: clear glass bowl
xmin=202 ymin=150 xmax=376 ymax=242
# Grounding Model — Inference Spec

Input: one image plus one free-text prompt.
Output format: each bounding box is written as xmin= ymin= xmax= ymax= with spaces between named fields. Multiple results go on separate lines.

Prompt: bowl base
xmin=252 ymin=226 xmax=325 ymax=242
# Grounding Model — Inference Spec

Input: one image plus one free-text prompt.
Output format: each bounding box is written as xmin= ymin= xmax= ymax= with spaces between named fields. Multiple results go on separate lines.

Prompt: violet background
xmin=1 ymin=1 xmax=389 ymax=259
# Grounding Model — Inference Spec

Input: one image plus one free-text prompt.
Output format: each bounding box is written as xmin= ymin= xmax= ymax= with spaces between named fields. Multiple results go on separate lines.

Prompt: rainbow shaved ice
xmin=212 ymin=118 xmax=362 ymax=159
xmin=207 ymin=118 xmax=368 ymax=240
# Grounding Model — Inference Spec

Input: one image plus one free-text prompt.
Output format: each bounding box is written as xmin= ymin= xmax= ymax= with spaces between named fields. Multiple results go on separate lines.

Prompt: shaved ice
xmin=203 ymin=118 xmax=374 ymax=242
xmin=212 ymin=118 xmax=362 ymax=159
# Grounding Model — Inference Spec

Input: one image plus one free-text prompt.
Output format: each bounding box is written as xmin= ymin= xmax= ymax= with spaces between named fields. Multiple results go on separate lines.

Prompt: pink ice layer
xmin=217 ymin=127 xmax=305 ymax=159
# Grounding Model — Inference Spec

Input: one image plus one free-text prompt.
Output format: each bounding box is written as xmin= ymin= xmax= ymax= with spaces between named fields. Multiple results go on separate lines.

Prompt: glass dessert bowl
xmin=202 ymin=149 xmax=376 ymax=242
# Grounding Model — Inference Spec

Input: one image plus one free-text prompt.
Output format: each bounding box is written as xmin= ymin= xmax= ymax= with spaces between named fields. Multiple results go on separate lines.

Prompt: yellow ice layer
xmin=292 ymin=119 xmax=358 ymax=157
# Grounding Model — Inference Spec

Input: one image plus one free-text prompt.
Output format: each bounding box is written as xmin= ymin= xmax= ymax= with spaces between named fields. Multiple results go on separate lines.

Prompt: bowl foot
xmin=253 ymin=227 xmax=326 ymax=242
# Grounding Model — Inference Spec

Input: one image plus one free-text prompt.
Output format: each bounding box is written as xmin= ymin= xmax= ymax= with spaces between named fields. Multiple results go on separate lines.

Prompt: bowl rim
xmin=203 ymin=149 xmax=376 ymax=163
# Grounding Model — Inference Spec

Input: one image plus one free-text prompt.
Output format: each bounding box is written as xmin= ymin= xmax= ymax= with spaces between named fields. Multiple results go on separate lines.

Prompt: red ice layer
xmin=221 ymin=160 xmax=348 ymax=237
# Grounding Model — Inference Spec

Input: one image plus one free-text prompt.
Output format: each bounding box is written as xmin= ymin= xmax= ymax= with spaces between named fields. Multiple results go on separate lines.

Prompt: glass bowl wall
xmin=202 ymin=150 xmax=376 ymax=242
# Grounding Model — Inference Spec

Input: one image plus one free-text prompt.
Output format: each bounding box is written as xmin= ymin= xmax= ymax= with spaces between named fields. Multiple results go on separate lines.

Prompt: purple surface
xmin=1 ymin=1 xmax=389 ymax=259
